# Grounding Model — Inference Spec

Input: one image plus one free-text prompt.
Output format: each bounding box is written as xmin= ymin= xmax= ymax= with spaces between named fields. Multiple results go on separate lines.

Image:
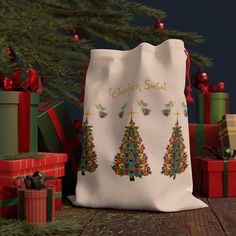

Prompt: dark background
xmin=70 ymin=1 xmax=236 ymax=122
xmin=137 ymin=0 xmax=236 ymax=122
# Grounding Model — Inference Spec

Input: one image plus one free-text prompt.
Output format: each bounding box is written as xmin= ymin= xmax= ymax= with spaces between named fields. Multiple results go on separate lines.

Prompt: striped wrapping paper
xmin=17 ymin=187 xmax=55 ymax=224
xmin=0 ymin=179 xmax=62 ymax=218
xmin=0 ymin=152 xmax=67 ymax=186
xmin=219 ymin=114 xmax=236 ymax=151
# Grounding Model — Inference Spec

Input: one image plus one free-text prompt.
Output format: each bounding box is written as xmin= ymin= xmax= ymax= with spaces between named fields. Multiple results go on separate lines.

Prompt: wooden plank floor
xmin=56 ymin=197 xmax=236 ymax=236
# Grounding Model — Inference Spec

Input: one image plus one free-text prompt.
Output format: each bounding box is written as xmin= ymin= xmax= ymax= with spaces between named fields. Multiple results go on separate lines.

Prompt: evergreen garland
xmin=0 ymin=152 xmax=43 ymax=160
xmin=0 ymin=0 xmax=212 ymax=105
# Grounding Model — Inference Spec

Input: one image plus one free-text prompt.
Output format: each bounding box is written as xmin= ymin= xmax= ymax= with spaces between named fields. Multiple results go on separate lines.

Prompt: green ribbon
xmin=223 ymin=160 xmax=228 ymax=197
xmin=196 ymin=124 xmax=204 ymax=156
xmin=0 ymin=191 xmax=61 ymax=207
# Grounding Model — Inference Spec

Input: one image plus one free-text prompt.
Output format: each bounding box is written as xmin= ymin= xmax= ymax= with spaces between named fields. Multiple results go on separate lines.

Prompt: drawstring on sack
xmin=184 ymin=50 xmax=194 ymax=104
xmin=79 ymin=56 xmax=90 ymax=104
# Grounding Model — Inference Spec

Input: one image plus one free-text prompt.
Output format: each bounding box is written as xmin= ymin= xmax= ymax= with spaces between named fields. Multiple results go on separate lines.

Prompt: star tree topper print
xmin=112 ymin=110 xmax=152 ymax=181
xmin=161 ymin=111 xmax=188 ymax=179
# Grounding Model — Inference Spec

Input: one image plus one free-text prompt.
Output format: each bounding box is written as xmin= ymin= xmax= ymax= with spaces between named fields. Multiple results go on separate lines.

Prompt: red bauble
xmin=191 ymin=68 xmax=210 ymax=93
xmin=154 ymin=19 xmax=165 ymax=31
xmin=71 ymin=31 xmax=80 ymax=41
xmin=5 ymin=47 xmax=16 ymax=61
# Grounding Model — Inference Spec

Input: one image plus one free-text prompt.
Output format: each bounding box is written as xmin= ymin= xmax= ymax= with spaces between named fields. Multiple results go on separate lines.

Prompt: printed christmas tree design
xmin=112 ymin=111 xmax=152 ymax=181
xmin=79 ymin=112 xmax=98 ymax=175
xmin=161 ymin=111 xmax=188 ymax=179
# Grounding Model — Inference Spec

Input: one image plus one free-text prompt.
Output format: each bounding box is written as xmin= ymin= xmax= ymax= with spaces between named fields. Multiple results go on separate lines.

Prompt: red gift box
xmin=0 ymin=179 xmax=62 ymax=218
xmin=201 ymin=158 xmax=236 ymax=198
xmin=0 ymin=152 xmax=67 ymax=186
xmin=189 ymin=123 xmax=220 ymax=157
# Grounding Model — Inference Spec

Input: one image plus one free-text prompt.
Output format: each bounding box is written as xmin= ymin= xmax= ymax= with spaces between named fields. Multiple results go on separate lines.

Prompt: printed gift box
xmin=219 ymin=114 xmax=236 ymax=151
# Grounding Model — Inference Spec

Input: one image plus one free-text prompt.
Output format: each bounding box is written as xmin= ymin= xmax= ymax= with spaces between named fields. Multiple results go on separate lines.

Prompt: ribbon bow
xmin=204 ymin=146 xmax=236 ymax=160
xmin=0 ymin=68 xmax=43 ymax=94
xmin=15 ymin=171 xmax=55 ymax=189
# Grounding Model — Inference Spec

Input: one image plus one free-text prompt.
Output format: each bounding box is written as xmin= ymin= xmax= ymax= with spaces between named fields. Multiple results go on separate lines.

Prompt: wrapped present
xmin=0 ymin=91 xmax=39 ymax=153
xmin=201 ymin=158 xmax=236 ymax=197
xmin=189 ymin=123 xmax=220 ymax=157
xmin=0 ymin=179 xmax=62 ymax=218
xmin=191 ymin=156 xmax=203 ymax=194
xmin=17 ymin=187 xmax=55 ymax=224
xmin=0 ymin=186 xmax=17 ymax=218
xmin=45 ymin=179 xmax=62 ymax=211
xmin=219 ymin=114 xmax=236 ymax=151
xmin=38 ymin=101 xmax=81 ymax=195
xmin=0 ymin=152 xmax=67 ymax=186
xmin=196 ymin=92 xmax=229 ymax=124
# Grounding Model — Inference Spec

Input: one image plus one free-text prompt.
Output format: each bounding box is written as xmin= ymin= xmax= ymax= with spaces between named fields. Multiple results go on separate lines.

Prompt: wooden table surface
xmin=57 ymin=196 xmax=236 ymax=236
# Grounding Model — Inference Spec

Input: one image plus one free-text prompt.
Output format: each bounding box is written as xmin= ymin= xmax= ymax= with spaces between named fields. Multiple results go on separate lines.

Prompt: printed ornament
xmin=161 ymin=111 xmax=188 ymax=179
xmin=112 ymin=112 xmax=152 ymax=181
xmin=95 ymin=104 xmax=108 ymax=118
xmin=162 ymin=100 xmax=175 ymax=116
xmin=78 ymin=113 xmax=98 ymax=175
xmin=137 ymin=99 xmax=151 ymax=116
xmin=118 ymin=103 xmax=128 ymax=118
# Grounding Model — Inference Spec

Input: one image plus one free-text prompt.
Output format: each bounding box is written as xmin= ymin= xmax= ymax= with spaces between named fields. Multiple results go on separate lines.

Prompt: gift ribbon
xmin=204 ymin=94 xmax=211 ymax=124
xmin=46 ymin=107 xmax=80 ymax=178
xmin=196 ymin=124 xmax=204 ymax=156
xmin=223 ymin=160 xmax=228 ymax=197
xmin=18 ymin=92 xmax=30 ymax=152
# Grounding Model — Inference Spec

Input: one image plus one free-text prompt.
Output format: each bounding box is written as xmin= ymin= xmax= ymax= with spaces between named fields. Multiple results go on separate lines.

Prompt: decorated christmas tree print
xmin=112 ymin=111 xmax=152 ymax=181
xmin=79 ymin=112 xmax=98 ymax=175
xmin=161 ymin=111 xmax=188 ymax=179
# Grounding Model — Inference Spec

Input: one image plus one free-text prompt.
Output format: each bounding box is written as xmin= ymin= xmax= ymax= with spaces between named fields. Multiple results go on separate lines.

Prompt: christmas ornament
xmin=71 ymin=30 xmax=80 ymax=41
xmin=118 ymin=103 xmax=128 ymax=118
xmin=191 ymin=68 xmax=225 ymax=94
xmin=137 ymin=100 xmax=151 ymax=116
xmin=0 ymin=75 xmax=12 ymax=90
xmin=154 ymin=19 xmax=165 ymax=31
xmin=162 ymin=100 xmax=175 ymax=117
xmin=5 ymin=47 xmax=16 ymax=62
xmin=95 ymin=104 xmax=108 ymax=118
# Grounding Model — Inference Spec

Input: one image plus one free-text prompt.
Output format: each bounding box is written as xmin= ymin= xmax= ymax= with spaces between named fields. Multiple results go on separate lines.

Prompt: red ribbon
xmin=41 ymin=105 xmax=80 ymax=178
xmin=18 ymin=92 xmax=30 ymax=152
xmin=0 ymin=68 xmax=43 ymax=94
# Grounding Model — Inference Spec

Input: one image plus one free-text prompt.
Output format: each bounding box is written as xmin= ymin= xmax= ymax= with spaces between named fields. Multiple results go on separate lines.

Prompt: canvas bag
xmin=72 ymin=39 xmax=207 ymax=212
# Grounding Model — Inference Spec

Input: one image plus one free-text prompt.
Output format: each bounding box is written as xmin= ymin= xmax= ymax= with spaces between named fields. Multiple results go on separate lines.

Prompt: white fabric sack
xmin=72 ymin=39 xmax=207 ymax=212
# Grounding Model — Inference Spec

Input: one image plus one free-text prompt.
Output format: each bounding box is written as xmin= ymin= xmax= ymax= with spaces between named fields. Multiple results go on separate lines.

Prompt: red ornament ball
xmin=192 ymin=68 xmax=209 ymax=87
xmin=5 ymin=47 xmax=16 ymax=61
xmin=154 ymin=19 xmax=165 ymax=31
xmin=71 ymin=32 xmax=80 ymax=41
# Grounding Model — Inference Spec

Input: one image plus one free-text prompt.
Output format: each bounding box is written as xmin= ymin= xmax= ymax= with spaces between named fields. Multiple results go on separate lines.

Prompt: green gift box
xmin=38 ymin=101 xmax=81 ymax=195
xmin=0 ymin=91 xmax=39 ymax=153
xmin=197 ymin=92 xmax=229 ymax=124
